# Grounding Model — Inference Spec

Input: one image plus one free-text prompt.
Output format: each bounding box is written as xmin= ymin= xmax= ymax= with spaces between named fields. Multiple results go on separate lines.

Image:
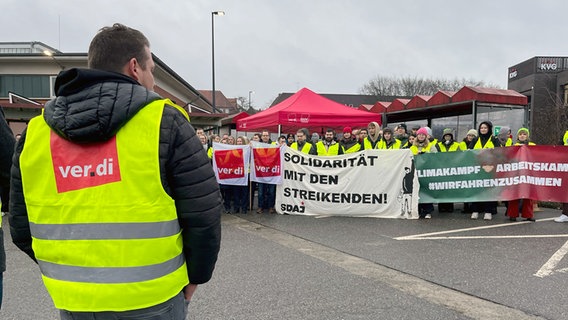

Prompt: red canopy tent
xmin=236 ymin=87 xmax=382 ymax=134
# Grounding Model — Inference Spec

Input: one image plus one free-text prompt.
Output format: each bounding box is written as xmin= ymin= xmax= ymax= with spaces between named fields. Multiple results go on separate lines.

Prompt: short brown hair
xmin=88 ymin=23 xmax=150 ymax=73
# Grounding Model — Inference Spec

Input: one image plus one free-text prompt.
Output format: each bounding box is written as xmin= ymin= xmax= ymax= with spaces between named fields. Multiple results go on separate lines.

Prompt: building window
xmin=564 ymin=84 xmax=568 ymax=107
xmin=0 ymin=75 xmax=51 ymax=99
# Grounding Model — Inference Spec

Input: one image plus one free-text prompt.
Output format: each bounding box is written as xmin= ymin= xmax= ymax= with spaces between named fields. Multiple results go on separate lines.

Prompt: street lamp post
xmin=211 ymin=10 xmax=225 ymax=114
xmin=248 ymin=90 xmax=254 ymax=109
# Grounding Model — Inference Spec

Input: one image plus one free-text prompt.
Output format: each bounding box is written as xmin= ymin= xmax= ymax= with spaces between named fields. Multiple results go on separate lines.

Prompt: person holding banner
xmin=290 ymin=128 xmax=317 ymax=155
xmin=339 ymin=126 xmax=361 ymax=154
xmin=436 ymin=128 xmax=465 ymax=213
xmin=316 ymin=129 xmax=341 ymax=156
xmin=377 ymin=127 xmax=401 ymax=150
xmin=410 ymin=127 xmax=437 ymax=219
xmin=362 ymin=122 xmax=381 ymax=149
xmin=468 ymin=121 xmax=501 ymax=220
xmin=460 ymin=129 xmax=477 ymax=151
xmin=506 ymin=128 xmax=536 ymax=221
xmin=554 ymin=130 xmax=568 ymax=223
xmin=257 ymin=130 xmax=278 ymax=214
xmin=233 ymin=136 xmax=251 ymax=214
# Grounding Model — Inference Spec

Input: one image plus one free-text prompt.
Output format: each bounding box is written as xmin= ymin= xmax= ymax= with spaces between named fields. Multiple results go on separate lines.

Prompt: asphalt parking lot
xmin=1 ymin=203 xmax=567 ymax=319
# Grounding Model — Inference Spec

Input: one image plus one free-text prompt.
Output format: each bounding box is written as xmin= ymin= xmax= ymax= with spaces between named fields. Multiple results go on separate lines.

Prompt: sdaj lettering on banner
xmin=276 ymin=148 xmax=420 ymax=219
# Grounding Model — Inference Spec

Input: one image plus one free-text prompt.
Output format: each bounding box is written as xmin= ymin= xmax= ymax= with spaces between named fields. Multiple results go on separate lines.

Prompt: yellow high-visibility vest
xmin=363 ymin=137 xmax=379 ymax=150
xmin=473 ymin=137 xmax=495 ymax=149
xmin=290 ymin=141 xmax=313 ymax=154
xmin=377 ymin=138 xmax=401 ymax=150
xmin=20 ymin=99 xmax=188 ymax=312
xmin=316 ymin=141 xmax=340 ymax=156
xmin=341 ymin=142 xmax=361 ymax=154
xmin=437 ymin=141 xmax=463 ymax=152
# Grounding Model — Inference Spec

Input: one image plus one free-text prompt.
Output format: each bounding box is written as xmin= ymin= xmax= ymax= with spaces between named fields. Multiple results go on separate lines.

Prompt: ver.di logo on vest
xmin=51 ymin=133 xmax=122 ymax=193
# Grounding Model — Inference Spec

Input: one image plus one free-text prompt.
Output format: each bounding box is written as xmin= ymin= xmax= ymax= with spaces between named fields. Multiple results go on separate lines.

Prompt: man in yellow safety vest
xmin=9 ymin=23 xmax=222 ymax=319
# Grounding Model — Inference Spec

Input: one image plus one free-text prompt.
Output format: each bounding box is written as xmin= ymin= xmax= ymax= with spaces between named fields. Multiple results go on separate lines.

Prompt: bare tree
xmin=533 ymin=75 xmax=568 ymax=145
xmin=360 ymin=75 xmax=498 ymax=97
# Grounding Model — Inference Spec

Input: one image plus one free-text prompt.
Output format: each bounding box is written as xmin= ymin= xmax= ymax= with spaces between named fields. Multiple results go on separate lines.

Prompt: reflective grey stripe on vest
xmin=38 ymin=253 xmax=185 ymax=283
xmin=29 ymin=220 xmax=180 ymax=240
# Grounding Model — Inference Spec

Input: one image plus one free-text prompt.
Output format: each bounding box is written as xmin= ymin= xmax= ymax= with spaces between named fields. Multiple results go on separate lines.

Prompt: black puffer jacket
xmin=0 ymin=108 xmax=16 ymax=274
xmin=9 ymin=68 xmax=222 ymax=285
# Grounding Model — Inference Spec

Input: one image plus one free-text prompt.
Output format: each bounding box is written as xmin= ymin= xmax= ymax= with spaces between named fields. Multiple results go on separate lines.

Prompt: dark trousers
xmin=233 ymin=185 xmax=249 ymax=213
xmin=258 ymin=183 xmax=276 ymax=210
xmin=59 ymin=291 xmax=188 ymax=320
xmin=471 ymin=201 xmax=498 ymax=214
xmin=220 ymin=184 xmax=233 ymax=212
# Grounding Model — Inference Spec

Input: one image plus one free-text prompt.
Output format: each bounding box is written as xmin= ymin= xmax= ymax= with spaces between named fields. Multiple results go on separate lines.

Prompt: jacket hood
xmin=478 ymin=121 xmax=493 ymax=139
xmin=43 ymin=68 xmax=161 ymax=144
xmin=367 ymin=121 xmax=381 ymax=142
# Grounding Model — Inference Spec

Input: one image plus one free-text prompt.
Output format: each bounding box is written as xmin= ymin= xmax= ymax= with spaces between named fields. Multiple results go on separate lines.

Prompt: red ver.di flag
xmin=250 ymin=141 xmax=284 ymax=184
xmin=212 ymin=142 xmax=250 ymax=186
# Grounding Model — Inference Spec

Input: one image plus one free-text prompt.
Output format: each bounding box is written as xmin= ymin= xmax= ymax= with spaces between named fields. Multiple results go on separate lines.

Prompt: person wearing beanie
xmin=436 ymin=128 xmax=464 ymax=152
xmin=435 ymin=128 xmax=464 ymax=213
xmin=457 ymin=128 xmax=478 ymax=214
xmin=469 ymin=121 xmax=501 ymax=221
xmin=395 ymin=123 xmax=409 ymax=147
xmin=460 ymin=129 xmax=477 ymax=150
xmin=339 ymin=126 xmax=361 ymax=154
xmin=497 ymin=126 xmax=513 ymax=147
xmin=514 ymin=128 xmax=534 ymax=146
xmin=362 ymin=121 xmax=381 ymax=149
xmin=507 ymin=127 xmax=536 ymax=222
xmin=410 ymin=127 xmax=437 ymax=219
xmin=424 ymin=126 xmax=438 ymax=147
xmin=286 ymin=133 xmax=295 ymax=146
xmin=377 ymin=127 xmax=402 ymax=149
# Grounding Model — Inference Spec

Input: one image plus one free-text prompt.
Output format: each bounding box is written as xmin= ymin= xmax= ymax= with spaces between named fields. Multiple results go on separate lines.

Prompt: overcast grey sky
xmin=3 ymin=0 xmax=567 ymax=108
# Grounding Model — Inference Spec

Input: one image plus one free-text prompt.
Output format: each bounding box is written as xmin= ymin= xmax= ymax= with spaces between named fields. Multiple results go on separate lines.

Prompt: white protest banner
xmin=211 ymin=142 xmax=250 ymax=186
xmin=250 ymin=141 xmax=284 ymax=184
xmin=276 ymin=148 xmax=419 ymax=218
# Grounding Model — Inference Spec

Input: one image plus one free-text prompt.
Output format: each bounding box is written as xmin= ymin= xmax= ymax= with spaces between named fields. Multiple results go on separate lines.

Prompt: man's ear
xmin=123 ymin=58 xmax=139 ymax=81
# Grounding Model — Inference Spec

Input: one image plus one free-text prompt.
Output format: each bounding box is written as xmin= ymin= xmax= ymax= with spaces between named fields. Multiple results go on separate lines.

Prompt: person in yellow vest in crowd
xmin=424 ymin=126 xmax=438 ymax=149
xmin=554 ymin=129 xmax=568 ymax=222
xmin=468 ymin=121 xmax=501 ymax=221
xmin=207 ymin=134 xmax=220 ymax=159
xmin=459 ymin=129 xmax=477 ymax=214
xmin=290 ymin=128 xmax=317 ymax=155
xmin=435 ymin=128 xmax=464 ymax=213
xmin=0 ymin=108 xmax=16 ymax=310
xmin=316 ymin=129 xmax=341 ymax=156
xmin=436 ymin=128 xmax=466 ymax=152
xmin=339 ymin=126 xmax=361 ymax=154
xmin=460 ymin=129 xmax=477 ymax=151
xmin=8 ymin=23 xmax=221 ymax=319
xmin=410 ymin=127 xmax=437 ymax=219
xmin=497 ymin=126 xmax=513 ymax=147
xmin=377 ymin=127 xmax=401 ymax=149
xmin=506 ymin=127 xmax=536 ymax=222
xmin=256 ymin=130 xmax=278 ymax=214
xmin=394 ymin=123 xmax=409 ymax=147
xmin=362 ymin=121 xmax=381 ymax=149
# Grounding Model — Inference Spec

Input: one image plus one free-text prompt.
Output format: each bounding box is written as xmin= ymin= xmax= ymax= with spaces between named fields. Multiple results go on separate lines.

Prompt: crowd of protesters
xmin=195 ymin=122 xmax=568 ymax=223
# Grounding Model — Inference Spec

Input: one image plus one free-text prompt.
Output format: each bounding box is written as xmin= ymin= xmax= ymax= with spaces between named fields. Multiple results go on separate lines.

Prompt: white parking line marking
xmin=394 ymin=217 xmax=556 ymax=240
xmin=225 ymin=215 xmax=546 ymax=320
xmin=534 ymin=240 xmax=568 ymax=278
